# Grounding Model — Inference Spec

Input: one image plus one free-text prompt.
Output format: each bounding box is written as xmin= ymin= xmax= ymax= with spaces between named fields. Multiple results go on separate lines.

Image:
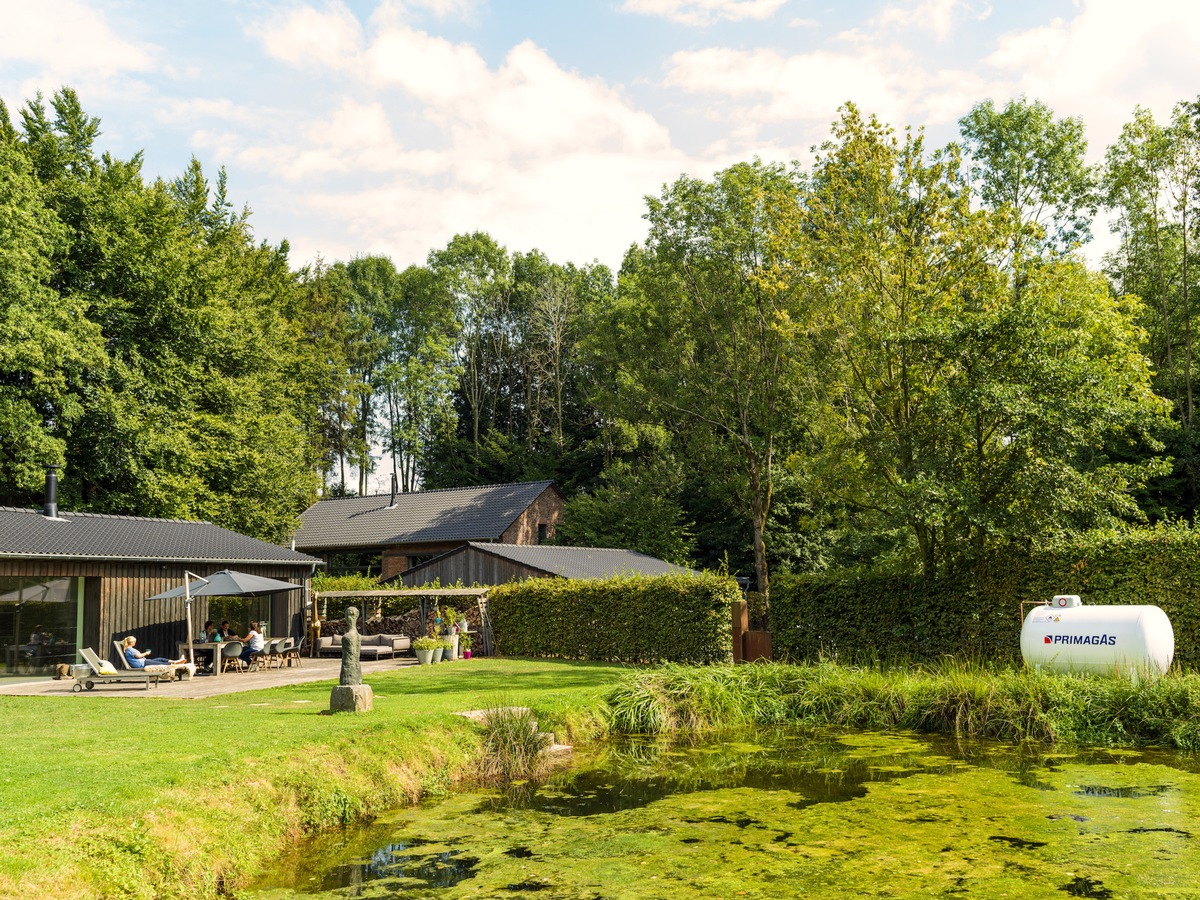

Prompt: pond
xmin=251 ymin=730 xmax=1200 ymax=899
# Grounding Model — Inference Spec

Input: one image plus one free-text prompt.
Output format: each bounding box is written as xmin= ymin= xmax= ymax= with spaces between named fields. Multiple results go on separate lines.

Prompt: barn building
xmin=292 ymin=481 xmax=564 ymax=579
xmin=398 ymin=541 xmax=698 ymax=587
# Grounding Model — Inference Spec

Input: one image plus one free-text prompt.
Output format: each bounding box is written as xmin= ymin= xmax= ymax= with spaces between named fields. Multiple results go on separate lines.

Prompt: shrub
xmin=771 ymin=527 xmax=1200 ymax=669
xmin=488 ymin=573 xmax=738 ymax=664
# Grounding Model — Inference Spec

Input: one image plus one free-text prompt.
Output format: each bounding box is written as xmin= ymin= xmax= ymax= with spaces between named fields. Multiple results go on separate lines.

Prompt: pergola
xmin=310 ymin=587 xmax=493 ymax=656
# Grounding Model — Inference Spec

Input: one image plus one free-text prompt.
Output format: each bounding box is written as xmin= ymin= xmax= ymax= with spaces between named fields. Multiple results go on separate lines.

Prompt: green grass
xmin=604 ymin=661 xmax=1200 ymax=748
xmin=0 ymin=659 xmax=628 ymax=900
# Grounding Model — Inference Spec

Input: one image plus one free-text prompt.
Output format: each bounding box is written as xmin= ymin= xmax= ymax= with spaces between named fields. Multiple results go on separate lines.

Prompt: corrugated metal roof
xmin=293 ymin=481 xmax=556 ymax=550
xmin=0 ymin=506 xmax=319 ymax=565
xmin=436 ymin=541 xmax=698 ymax=580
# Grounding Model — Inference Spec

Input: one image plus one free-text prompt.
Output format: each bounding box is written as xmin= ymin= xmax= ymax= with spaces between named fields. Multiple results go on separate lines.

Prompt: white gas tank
xmin=1020 ymin=595 xmax=1174 ymax=676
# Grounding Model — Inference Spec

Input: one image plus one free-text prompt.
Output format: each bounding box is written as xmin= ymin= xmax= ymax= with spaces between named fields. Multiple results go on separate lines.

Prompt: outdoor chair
xmin=75 ymin=648 xmax=161 ymax=691
xmin=220 ymin=640 xmax=246 ymax=673
xmin=264 ymin=638 xmax=285 ymax=670
xmin=111 ymin=640 xmax=190 ymax=680
xmin=281 ymin=637 xmax=303 ymax=668
xmin=246 ymin=641 xmax=272 ymax=672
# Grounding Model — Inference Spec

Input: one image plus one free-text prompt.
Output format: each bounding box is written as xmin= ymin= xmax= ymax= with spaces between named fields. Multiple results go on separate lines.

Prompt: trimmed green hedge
xmin=772 ymin=528 xmax=1200 ymax=670
xmin=489 ymin=573 xmax=739 ymax=664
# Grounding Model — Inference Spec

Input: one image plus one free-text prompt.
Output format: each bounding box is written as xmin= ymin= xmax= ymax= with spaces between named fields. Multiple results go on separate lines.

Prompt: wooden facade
xmin=400 ymin=548 xmax=547 ymax=588
xmin=0 ymin=559 xmax=311 ymax=667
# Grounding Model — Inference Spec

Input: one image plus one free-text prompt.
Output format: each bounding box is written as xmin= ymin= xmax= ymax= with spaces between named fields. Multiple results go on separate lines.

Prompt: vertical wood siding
xmin=0 ymin=560 xmax=312 ymax=664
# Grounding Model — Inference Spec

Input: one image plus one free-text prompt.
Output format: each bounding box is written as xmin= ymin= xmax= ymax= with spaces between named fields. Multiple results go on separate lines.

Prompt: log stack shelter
xmin=292 ymin=480 xmax=564 ymax=579
xmin=0 ymin=474 xmax=319 ymax=676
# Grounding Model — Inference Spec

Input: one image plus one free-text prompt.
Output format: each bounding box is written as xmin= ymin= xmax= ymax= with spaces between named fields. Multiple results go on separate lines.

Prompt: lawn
xmin=0 ymin=659 xmax=629 ymax=900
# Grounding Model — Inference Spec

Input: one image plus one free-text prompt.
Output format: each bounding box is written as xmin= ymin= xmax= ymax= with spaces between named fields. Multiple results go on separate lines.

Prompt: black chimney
xmin=44 ymin=465 xmax=61 ymax=519
xmin=389 ymin=471 xmax=398 ymax=508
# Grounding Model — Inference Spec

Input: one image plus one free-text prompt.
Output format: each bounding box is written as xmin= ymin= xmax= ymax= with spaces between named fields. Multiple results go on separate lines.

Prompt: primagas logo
xmin=1043 ymin=634 xmax=1117 ymax=646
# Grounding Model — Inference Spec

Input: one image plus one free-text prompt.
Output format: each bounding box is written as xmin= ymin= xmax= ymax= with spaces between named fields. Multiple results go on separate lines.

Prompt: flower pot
xmin=445 ymin=634 xmax=459 ymax=661
xmin=433 ymin=646 xmax=444 ymax=663
xmin=415 ymin=648 xmax=435 ymax=666
xmin=463 ymin=650 xmax=471 ymax=659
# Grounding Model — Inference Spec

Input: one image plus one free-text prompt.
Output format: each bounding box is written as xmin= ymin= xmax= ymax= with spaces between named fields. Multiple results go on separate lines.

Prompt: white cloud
xmin=0 ymin=0 xmax=155 ymax=78
xmin=621 ymin=0 xmax=789 ymax=27
xmin=871 ymin=0 xmax=978 ymax=42
xmin=255 ymin=1 xmax=364 ymax=70
xmin=233 ymin=13 xmax=695 ymax=269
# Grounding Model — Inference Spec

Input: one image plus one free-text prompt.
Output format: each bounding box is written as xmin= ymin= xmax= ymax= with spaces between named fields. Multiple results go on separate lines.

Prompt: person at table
xmin=122 ymin=635 xmax=186 ymax=668
xmin=218 ymin=621 xmax=235 ymax=639
xmin=239 ymin=621 xmax=267 ymax=666
xmin=197 ymin=620 xmax=219 ymax=642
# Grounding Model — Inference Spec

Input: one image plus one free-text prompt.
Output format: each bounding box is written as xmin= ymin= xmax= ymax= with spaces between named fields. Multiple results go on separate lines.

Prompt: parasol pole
xmin=183 ymin=572 xmax=210 ymax=665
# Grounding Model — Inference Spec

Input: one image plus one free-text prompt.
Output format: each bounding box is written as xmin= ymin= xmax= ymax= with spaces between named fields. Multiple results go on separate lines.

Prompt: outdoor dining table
xmin=176 ymin=641 xmax=230 ymax=676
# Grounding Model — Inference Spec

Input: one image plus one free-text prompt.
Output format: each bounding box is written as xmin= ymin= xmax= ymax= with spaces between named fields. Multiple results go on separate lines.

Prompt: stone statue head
xmin=346 ymin=606 xmax=359 ymax=628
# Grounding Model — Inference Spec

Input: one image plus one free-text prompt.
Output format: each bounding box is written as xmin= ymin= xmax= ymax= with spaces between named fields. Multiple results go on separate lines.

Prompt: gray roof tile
xmin=0 ymin=507 xmax=319 ymax=565
xmin=293 ymin=481 xmax=556 ymax=550
xmin=448 ymin=542 xmax=698 ymax=579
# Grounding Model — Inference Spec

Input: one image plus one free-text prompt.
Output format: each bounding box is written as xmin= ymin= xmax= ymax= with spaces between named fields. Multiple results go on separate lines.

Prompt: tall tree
xmin=806 ymin=106 xmax=1170 ymax=577
xmin=959 ymin=97 xmax=1096 ymax=257
xmin=608 ymin=160 xmax=812 ymax=598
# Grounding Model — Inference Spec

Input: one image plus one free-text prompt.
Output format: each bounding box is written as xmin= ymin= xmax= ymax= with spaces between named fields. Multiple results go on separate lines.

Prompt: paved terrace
xmin=0 ymin=656 xmax=418 ymax=699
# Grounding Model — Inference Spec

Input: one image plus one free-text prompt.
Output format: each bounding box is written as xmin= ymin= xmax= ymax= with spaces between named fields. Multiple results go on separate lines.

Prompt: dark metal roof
xmin=0 ymin=506 xmax=319 ymax=565
xmin=293 ymin=481 xmax=557 ymax=550
xmin=412 ymin=541 xmax=699 ymax=580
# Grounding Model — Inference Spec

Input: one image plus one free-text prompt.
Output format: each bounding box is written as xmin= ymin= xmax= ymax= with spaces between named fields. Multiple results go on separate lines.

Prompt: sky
xmin=2 ymin=0 xmax=1200 ymax=274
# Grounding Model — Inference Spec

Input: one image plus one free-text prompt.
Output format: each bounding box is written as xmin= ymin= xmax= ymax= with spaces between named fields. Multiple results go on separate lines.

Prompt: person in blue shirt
xmin=122 ymin=635 xmax=186 ymax=668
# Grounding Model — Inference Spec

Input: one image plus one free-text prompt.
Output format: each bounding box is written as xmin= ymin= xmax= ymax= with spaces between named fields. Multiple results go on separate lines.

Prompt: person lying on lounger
xmin=121 ymin=635 xmax=186 ymax=668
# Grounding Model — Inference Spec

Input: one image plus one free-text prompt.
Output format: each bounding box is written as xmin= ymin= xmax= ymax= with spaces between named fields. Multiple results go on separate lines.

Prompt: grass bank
xmin=605 ymin=661 xmax=1200 ymax=748
xmin=0 ymin=659 xmax=625 ymax=900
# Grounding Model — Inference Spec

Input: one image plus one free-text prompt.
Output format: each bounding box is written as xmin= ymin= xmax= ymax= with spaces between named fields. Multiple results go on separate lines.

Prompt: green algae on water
xmin=251 ymin=730 xmax=1200 ymax=899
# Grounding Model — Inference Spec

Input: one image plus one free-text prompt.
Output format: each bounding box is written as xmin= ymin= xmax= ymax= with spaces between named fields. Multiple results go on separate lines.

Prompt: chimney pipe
xmin=389 ymin=471 xmax=398 ymax=508
xmin=44 ymin=465 xmax=61 ymax=519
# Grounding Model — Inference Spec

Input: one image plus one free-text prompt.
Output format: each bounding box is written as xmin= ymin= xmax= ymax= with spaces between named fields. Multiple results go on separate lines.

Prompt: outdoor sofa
xmin=316 ymin=633 xmax=412 ymax=659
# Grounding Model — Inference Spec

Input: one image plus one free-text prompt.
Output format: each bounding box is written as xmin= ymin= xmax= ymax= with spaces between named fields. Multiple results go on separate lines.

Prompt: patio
xmin=0 ymin=655 xmax=418 ymax=699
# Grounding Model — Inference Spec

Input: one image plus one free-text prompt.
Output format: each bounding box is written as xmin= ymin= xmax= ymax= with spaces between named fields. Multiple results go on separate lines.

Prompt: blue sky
xmin=2 ymin=0 xmax=1198 ymax=272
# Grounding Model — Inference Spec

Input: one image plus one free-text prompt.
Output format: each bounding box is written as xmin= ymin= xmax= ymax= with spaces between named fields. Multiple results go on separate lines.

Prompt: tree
xmin=959 ymin=97 xmax=1096 ymax=257
xmin=805 ymin=106 xmax=1171 ymax=577
xmin=608 ymin=160 xmax=812 ymax=598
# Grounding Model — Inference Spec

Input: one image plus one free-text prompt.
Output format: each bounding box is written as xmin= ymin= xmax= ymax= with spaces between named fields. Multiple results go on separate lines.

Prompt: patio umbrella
xmin=148 ymin=570 xmax=303 ymax=664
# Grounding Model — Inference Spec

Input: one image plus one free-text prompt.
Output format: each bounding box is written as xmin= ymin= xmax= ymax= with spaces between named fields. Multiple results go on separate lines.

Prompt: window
xmin=537 ymin=523 xmax=548 ymax=544
xmin=0 ymin=577 xmax=83 ymax=676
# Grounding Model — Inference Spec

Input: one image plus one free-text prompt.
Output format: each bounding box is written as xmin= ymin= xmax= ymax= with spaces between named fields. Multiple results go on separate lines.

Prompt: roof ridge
xmin=0 ymin=506 xmax=215 ymax=526
xmin=312 ymin=480 xmax=554 ymax=503
xmin=471 ymin=542 xmax=648 ymax=554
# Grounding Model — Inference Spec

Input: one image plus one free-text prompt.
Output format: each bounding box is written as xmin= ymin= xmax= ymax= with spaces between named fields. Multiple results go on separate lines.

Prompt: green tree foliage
xmin=0 ymin=88 xmax=317 ymax=541
xmin=1104 ymin=101 xmax=1200 ymax=517
xmin=802 ymin=106 xmax=1170 ymax=578
xmin=607 ymin=160 xmax=812 ymax=598
xmin=959 ymin=96 xmax=1096 ymax=255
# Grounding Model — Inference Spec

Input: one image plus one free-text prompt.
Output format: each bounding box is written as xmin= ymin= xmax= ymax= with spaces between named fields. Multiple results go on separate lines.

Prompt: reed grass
xmin=477 ymin=702 xmax=552 ymax=784
xmin=603 ymin=660 xmax=1200 ymax=748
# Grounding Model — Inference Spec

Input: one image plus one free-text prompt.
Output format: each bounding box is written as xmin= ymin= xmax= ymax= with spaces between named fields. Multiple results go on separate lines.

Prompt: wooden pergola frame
xmin=310 ymin=587 xmax=493 ymax=656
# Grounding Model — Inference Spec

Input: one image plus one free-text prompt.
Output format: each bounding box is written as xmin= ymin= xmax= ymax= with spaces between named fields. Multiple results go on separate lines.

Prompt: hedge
xmin=488 ymin=573 xmax=739 ymax=664
xmin=771 ymin=528 xmax=1200 ymax=670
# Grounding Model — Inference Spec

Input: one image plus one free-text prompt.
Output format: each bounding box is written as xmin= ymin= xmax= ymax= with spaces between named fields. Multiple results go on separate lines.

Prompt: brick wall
xmin=500 ymin=486 xmax=563 ymax=545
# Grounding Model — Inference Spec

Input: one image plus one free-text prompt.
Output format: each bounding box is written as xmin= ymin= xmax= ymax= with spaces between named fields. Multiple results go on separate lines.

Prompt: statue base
xmin=329 ymin=684 xmax=373 ymax=713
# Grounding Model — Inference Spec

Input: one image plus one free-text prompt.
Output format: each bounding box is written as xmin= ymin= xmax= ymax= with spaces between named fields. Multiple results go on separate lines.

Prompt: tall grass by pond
xmin=605 ymin=661 xmax=1200 ymax=748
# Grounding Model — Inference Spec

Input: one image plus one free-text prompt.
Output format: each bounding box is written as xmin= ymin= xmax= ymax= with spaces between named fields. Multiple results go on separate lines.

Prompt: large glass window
xmin=0 ymin=577 xmax=83 ymax=676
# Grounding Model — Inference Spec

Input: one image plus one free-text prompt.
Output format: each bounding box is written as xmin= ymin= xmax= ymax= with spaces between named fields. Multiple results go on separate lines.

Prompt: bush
xmin=771 ymin=526 xmax=1200 ymax=669
xmin=489 ymin=573 xmax=739 ymax=664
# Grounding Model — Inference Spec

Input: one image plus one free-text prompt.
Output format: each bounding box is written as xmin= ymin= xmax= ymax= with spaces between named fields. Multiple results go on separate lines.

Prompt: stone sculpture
xmin=329 ymin=606 xmax=373 ymax=712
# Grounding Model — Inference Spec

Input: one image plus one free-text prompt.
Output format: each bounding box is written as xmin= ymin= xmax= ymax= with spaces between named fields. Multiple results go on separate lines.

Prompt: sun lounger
xmin=75 ymin=647 xmax=162 ymax=691
xmin=111 ymin=641 xmax=195 ymax=681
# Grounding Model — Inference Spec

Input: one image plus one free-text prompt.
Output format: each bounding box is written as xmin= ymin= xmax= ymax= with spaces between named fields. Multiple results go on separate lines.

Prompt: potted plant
xmin=460 ymin=633 xmax=473 ymax=660
xmin=433 ymin=639 xmax=445 ymax=663
xmin=412 ymin=636 xmax=438 ymax=665
xmin=441 ymin=608 xmax=460 ymax=660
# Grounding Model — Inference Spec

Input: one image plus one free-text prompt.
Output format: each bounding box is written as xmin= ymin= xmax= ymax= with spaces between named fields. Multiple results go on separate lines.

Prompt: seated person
xmin=218 ymin=620 xmax=235 ymax=639
xmin=239 ymin=621 xmax=267 ymax=665
xmin=122 ymin=635 xmax=186 ymax=669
